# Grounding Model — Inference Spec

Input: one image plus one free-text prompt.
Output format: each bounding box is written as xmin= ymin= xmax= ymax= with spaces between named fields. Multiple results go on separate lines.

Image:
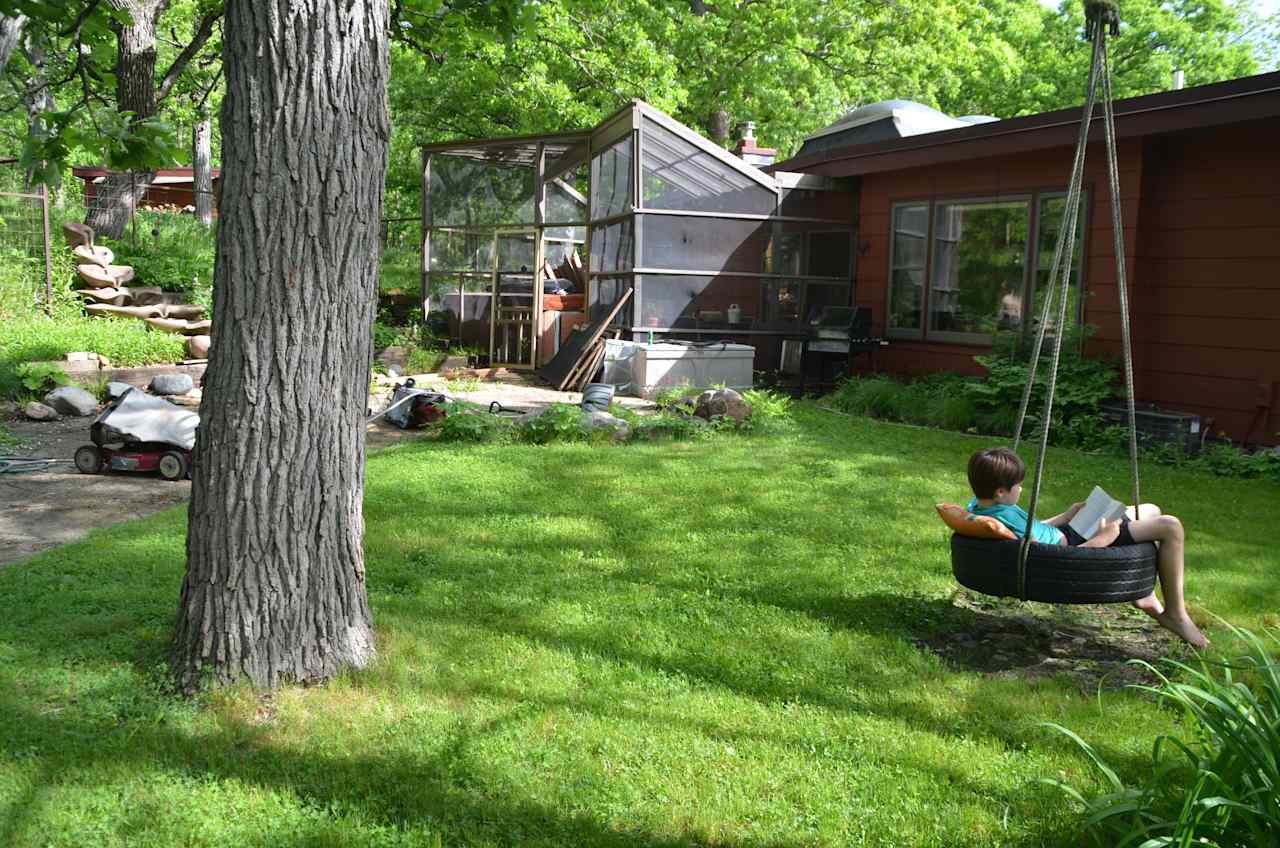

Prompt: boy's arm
xmin=1044 ymin=501 xmax=1086 ymax=528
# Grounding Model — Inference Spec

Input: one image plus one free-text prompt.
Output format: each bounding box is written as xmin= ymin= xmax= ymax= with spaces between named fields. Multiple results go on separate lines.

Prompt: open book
xmin=1067 ymin=486 xmax=1129 ymax=541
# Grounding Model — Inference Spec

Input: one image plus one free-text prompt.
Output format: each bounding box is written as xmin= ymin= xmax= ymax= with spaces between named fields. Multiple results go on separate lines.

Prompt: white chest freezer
xmin=618 ymin=341 xmax=754 ymax=398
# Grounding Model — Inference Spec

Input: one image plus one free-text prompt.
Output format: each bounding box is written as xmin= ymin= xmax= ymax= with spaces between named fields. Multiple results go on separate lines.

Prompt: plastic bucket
xmin=581 ymin=383 xmax=615 ymax=412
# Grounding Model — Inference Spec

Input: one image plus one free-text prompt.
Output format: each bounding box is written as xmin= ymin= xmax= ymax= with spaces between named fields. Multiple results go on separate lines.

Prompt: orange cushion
xmin=935 ymin=503 xmax=1017 ymax=541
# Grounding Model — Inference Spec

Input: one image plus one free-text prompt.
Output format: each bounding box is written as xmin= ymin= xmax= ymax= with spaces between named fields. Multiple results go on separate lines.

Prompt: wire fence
xmin=81 ymin=169 xmax=217 ymax=252
xmin=0 ymin=158 xmax=52 ymax=317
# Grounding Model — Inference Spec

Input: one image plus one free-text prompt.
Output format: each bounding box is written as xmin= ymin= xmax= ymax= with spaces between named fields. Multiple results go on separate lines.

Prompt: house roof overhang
xmin=770 ymin=71 xmax=1280 ymax=178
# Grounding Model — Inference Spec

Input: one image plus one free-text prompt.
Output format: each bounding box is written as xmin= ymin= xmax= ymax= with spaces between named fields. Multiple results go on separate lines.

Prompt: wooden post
xmin=39 ymin=180 xmax=52 ymax=315
xmin=421 ymin=150 xmax=431 ymax=321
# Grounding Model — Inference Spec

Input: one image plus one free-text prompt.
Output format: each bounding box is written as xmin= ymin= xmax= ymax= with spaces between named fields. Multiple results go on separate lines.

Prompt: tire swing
xmin=951 ymin=0 xmax=1158 ymax=605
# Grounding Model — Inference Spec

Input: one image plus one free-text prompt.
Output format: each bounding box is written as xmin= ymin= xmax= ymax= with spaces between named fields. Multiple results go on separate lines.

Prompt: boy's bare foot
xmin=1155 ymin=611 xmax=1210 ymax=648
xmin=1133 ymin=593 xmax=1164 ymax=617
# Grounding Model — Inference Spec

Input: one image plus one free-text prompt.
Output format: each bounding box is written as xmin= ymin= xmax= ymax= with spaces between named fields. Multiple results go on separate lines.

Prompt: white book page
xmin=1067 ymin=486 xmax=1128 ymax=540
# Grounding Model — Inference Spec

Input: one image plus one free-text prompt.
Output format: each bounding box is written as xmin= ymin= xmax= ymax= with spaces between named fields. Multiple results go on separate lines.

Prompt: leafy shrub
xmin=653 ymin=383 xmax=700 ymax=414
xmin=104 ymin=210 xmax=216 ymax=296
xmin=432 ymin=403 xmax=505 ymax=443
xmin=372 ymin=321 xmax=399 ymax=351
xmin=1048 ymin=625 xmax=1280 ymax=848
xmin=630 ymin=410 xmax=710 ymax=441
xmin=14 ymin=361 xmax=70 ymax=396
xmin=515 ymin=403 xmax=588 ymax=445
xmin=740 ymin=388 xmax=794 ymax=433
xmin=968 ymin=324 xmax=1118 ymax=437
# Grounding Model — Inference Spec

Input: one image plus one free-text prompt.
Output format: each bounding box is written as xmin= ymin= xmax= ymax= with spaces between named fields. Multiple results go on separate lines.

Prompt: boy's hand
xmin=1082 ymin=517 xmax=1122 ymax=548
xmin=1067 ymin=501 xmax=1086 ymax=519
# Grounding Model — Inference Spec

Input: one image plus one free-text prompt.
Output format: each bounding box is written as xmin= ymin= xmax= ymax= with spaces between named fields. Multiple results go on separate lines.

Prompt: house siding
xmin=853 ymin=122 xmax=1280 ymax=445
xmin=1133 ymin=119 xmax=1280 ymax=444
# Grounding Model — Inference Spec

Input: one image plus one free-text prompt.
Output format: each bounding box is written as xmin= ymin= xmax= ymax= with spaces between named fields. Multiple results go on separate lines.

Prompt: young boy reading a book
xmin=966 ymin=447 xmax=1209 ymax=648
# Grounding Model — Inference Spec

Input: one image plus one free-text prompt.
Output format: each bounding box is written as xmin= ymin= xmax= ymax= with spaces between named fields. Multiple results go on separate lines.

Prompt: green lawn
xmin=2 ymin=408 xmax=1276 ymax=847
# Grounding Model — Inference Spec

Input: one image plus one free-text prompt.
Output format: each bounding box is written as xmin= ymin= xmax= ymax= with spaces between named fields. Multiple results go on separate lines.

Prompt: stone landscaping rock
xmin=43 ymin=386 xmax=98 ymax=417
xmin=693 ymin=388 xmax=752 ymax=423
xmin=186 ymin=335 xmax=211 ymax=359
xmin=23 ymin=401 xmax=60 ymax=421
xmin=106 ymin=382 xmax=134 ymax=400
xmin=580 ymin=409 xmax=631 ymax=440
xmin=149 ymin=373 xmax=194 ymax=396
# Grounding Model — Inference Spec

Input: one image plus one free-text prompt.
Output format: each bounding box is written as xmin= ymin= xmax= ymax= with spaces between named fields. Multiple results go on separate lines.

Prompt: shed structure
xmin=420 ymin=101 xmax=855 ymax=371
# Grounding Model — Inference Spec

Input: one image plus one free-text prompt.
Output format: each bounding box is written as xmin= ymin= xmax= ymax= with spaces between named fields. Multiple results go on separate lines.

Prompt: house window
xmin=889 ymin=204 xmax=928 ymax=334
xmin=930 ymin=198 xmax=1030 ymax=340
xmin=1032 ymin=193 xmax=1086 ymax=334
xmin=888 ymin=192 xmax=1086 ymax=343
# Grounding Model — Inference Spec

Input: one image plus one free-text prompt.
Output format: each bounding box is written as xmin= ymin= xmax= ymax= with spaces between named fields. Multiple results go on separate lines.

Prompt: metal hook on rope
xmin=1012 ymin=1 xmax=1142 ymax=599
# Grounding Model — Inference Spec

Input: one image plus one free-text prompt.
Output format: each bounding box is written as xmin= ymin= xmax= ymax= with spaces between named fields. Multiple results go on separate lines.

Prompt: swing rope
xmin=1010 ymin=1 xmax=1142 ymax=599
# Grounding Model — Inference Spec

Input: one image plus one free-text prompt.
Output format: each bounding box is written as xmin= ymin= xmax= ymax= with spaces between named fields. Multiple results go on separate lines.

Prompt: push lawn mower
xmin=74 ymin=387 xmax=199 ymax=482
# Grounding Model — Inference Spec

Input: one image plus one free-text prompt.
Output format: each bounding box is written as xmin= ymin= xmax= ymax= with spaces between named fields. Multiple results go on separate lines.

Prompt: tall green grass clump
xmin=0 ymin=316 xmax=184 ymax=398
xmin=1048 ymin=625 xmax=1280 ymax=847
xmin=105 ymin=209 xmax=217 ymax=306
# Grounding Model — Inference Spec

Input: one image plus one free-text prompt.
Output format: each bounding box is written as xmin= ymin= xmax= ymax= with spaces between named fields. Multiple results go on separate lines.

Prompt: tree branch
xmin=156 ymin=8 xmax=222 ymax=103
xmin=57 ymin=0 xmax=102 ymax=38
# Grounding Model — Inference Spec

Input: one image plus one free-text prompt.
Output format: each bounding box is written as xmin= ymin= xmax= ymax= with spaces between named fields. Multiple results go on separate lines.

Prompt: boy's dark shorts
xmin=1063 ymin=517 xmax=1136 ymax=548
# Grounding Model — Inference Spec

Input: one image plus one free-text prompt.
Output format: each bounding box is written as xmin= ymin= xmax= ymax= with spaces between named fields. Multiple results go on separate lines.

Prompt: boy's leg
xmin=1127 ymin=514 xmax=1209 ymax=648
xmin=1125 ymin=503 xmax=1162 ymax=521
xmin=1124 ymin=504 xmax=1166 ymax=617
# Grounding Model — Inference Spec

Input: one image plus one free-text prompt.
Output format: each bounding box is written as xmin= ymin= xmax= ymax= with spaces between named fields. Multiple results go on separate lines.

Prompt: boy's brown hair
xmin=967 ymin=448 xmax=1026 ymax=499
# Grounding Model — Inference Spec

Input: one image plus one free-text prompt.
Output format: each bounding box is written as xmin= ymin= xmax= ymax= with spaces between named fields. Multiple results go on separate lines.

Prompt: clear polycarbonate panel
xmin=547 ymin=165 xmax=589 ymax=224
xmin=640 ymin=118 xmax=775 ymax=214
xmin=778 ymin=186 xmax=852 ymax=220
xmin=806 ymin=230 xmax=853 ymax=279
xmin=591 ymin=136 xmax=633 ymax=220
xmin=590 ymin=219 xmax=634 ymax=273
xmin=429 ymin=153 xmax=534 ymax=227
xmin=429 ymin=229 xmax=491 ymax=272
xmin=495 ymin=232 xmax=536 ymax=273
xmin=588 ymin=275 xmax=633 ymax=325
xmin=801 ymin=282 xmax=851 ymax=324
xmin=639 ymin=215 xmax=767 ymax=274
xmin=638 ymin=274 xmax=761 ymax=329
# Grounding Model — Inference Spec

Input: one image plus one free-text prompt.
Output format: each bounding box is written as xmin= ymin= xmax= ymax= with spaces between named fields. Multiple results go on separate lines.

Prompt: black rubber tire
xmin=951 ymin=533 xmax=1158 ymax=604
xmin=158 ymin=450 xmax=188 ymax=482
xmin=74 ymin=444 xmax=103 ymax=474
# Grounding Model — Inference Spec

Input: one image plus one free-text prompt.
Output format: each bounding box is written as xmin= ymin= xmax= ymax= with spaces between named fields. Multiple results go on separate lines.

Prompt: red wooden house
xmin=773 ymin=72 xmax=1280 ymax=445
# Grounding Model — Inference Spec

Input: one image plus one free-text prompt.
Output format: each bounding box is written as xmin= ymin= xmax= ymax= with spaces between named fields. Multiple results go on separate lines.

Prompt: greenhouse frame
xmin=420 ymin=100 xmax=856 ymax=371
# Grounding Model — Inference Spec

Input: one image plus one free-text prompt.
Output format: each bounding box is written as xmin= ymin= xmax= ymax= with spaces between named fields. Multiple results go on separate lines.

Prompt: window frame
xmin=886 ymin=188 xmax=1089 ymax=346
xmin=887 ymin=201 xmax=930 ymax=340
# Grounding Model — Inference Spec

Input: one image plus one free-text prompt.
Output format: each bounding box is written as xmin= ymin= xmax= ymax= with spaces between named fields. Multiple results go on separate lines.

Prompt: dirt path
xmin=1 ymin=373 xmax=652 ymax=567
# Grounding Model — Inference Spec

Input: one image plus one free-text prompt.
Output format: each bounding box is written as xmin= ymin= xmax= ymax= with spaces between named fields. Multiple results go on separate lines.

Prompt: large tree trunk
xmin=86 ymin=0 xmax=164 ymax=240
xmin=0 ymin=14 xmax=26 ymax=74
xmin=172 ymin=0 xmax=388 ymax=691
xmin=192 ymin=112 xmax=213 ymax=225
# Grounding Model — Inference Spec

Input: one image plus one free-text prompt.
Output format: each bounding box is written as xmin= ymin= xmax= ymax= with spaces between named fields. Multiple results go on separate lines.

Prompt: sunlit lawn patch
xmin=1 ymin=407 xmax=1275 ymax=846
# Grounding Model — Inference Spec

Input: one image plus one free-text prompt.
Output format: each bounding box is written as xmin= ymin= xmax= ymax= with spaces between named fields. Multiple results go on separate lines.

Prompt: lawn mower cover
xmin=91 ymin=388 xmax=200 ymax=450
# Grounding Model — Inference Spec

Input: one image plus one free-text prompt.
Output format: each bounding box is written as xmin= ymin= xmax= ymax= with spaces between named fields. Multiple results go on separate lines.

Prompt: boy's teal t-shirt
xmin=966 ymin=498 xmax=1065 ymax=546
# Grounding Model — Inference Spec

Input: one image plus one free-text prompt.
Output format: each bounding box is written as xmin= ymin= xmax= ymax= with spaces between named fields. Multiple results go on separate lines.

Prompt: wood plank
xmin=1085 ymin=285 xmax=1280 ymax=320
xmin=536 ymin=288 xmax=633 ymax=391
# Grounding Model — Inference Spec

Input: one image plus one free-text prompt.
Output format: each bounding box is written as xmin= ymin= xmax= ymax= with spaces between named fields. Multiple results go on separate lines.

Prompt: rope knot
xmin=1084 ymin=0 xmax=1120 ymax=38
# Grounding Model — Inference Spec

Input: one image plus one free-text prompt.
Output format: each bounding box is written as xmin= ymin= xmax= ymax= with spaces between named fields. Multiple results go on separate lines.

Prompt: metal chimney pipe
xmin=1172 ymin=69 xmax=1185 ymax=90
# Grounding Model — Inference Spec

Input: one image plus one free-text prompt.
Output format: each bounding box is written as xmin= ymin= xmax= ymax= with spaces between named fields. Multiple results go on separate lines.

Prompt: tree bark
xmin=85 ymin=0 xmax=165 ymax=240
xmin=0 ymin=14 xmax=26 ymax=75
xmin=21 ymin=30 xmax=56 ymax=189
xmin=192 ymin=112 xmax=213 ymax=225
xmin=172 ymin=0 xmax=388 ymax=692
